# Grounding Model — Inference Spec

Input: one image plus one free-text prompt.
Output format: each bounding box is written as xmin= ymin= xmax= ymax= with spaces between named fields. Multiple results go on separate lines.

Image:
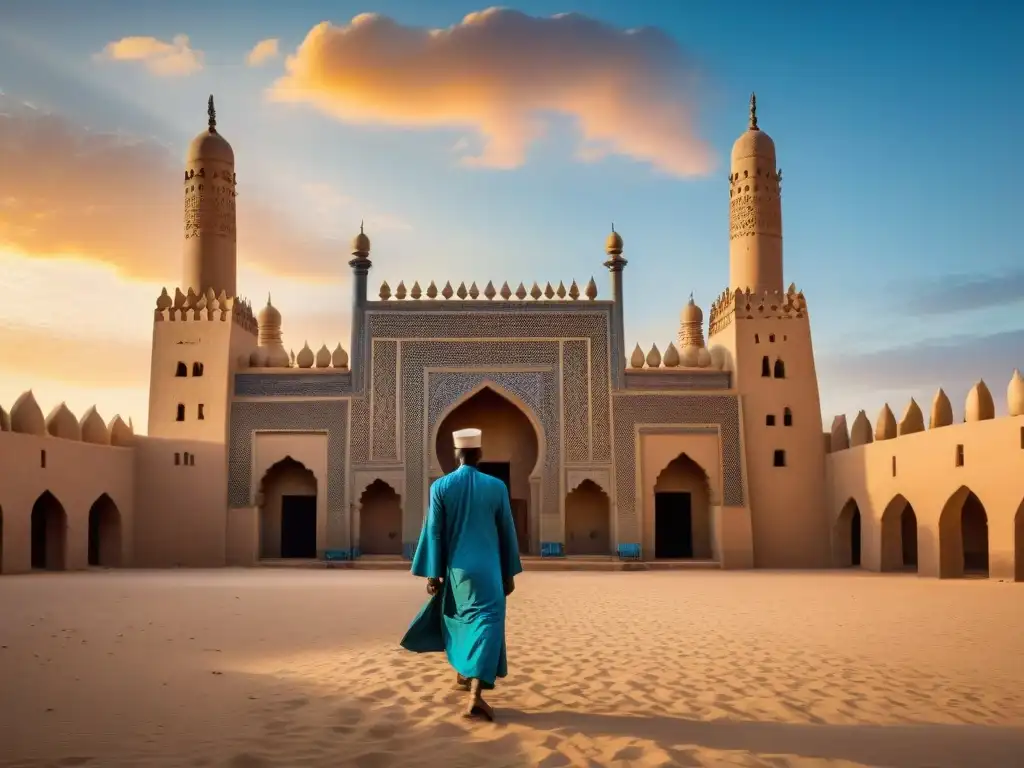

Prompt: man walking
xmin=400 ymin=427 xmax=523 ymax=721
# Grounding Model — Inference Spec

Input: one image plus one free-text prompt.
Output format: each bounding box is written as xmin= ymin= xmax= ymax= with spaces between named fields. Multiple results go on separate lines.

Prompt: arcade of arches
xmin=259 ymin=457 xmax=318 ymax=559
xmin=647 ymin=453 xmax=712 ymax=560
xmin=565 ymin=480 xmax=611 ymax=556
xmin=435 ymin=386 xmax=539 ymax=554
xmin=359 ymin=480 xmax=403 ymax=555
xmin=0 ymin=492 xmax=122 ymax=573
xmin=835 ymin=487 xmax=1005 ymax=579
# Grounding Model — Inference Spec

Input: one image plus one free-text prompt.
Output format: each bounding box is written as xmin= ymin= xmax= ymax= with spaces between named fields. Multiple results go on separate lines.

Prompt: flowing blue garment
xmin=400 ymin=465 xmax=524 ymax=689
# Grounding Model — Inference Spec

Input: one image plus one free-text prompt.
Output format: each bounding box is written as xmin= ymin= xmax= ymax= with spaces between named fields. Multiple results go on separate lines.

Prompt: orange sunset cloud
xmin=269 ymin=8 xmax=714 ymax=176
xmin=0 ymin=97 xmax=348 ymax=282
xmin=97 ymin=34 xmax=204 ymax=76
xmin=247 ymin=38 xmax=281 ymax=67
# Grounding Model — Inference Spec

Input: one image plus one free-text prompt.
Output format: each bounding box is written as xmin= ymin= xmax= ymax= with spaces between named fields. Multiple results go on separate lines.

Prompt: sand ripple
xmin=0 ymin=569 xmax=1022 ymax=767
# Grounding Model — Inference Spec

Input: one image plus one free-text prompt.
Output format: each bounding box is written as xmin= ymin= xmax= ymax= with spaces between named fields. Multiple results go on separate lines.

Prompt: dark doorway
xmin=654 ymin=491 xmax=693 ymax=558
xmin=31 ymin=510 xmax=46 ymax=569
xmin=479 ymin=461 xmax=511 ymax=491
xmin=88 ymin=509 xmax=101 ymax=566
xmin=480 ymin=462 xmax=528 ymax=552
xmin=851 ymin=509 xmax=862 ymax=566
xmin=901 ymin=507 xmax=918 ymax=568
xmin=280 ymin=495 xmax=317 ymax=558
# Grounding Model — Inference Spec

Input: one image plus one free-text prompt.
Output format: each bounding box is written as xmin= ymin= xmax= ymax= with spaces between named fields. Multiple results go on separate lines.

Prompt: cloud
xmin=901 ymin=269 xmax=1024 ymax=315
xmin=97 ymin=34 xmax=204 ymax=77
xmin=0 ymin=96 xmax=352 ymax=282
xmin=247 ymin=38 xmax=281 ymax=67
xmin=268 ymin=8 xmax=713 ymax=176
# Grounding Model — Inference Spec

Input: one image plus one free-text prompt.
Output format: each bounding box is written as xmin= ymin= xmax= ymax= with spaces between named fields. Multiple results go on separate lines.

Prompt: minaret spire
xmin=207 ymin=95 xmax=217 ymax=133
xmin=748 ymin=92 xmax=758 ymax=131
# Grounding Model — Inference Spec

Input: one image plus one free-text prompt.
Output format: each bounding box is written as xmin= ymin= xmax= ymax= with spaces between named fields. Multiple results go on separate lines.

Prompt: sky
xmin=0 ymin=0 xmax=1021 ymax=435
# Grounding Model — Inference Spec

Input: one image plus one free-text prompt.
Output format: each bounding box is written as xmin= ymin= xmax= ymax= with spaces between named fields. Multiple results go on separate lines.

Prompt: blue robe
xmin=400 ymin=465 xmax=524 ymax=688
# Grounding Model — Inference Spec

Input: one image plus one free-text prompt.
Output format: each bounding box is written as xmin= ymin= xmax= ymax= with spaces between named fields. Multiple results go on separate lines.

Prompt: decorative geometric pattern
xmin=623 ymin=371 xmax=731 ymax=390
xmin=349 ymin=397 xmax=370 ymax=466
xmin=370 ymin=340 xmax=398 ymax=460
xmin=425 ymin=368 xmax=557 ymax=546
xmin=228 ymin=400 xmax=350 ymax=547
xmin=402 ymin=343 xmax=560 ymax=543
xmin=611 ymin=393 xmax=744 ymax=543
xmin=562 ymin=340 xmax=590 ymax=462
xmin=366 ymin=305 xmax=613 ymax=461
xmin=234 ymin=372 xmax=353 ymax=397
xmin=364 ymin=307 xmax=610 ymax=487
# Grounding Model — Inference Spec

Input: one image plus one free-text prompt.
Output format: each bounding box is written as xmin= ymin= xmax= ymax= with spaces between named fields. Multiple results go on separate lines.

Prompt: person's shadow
xmin=500 ymin=709 xmax=1024 ymax=768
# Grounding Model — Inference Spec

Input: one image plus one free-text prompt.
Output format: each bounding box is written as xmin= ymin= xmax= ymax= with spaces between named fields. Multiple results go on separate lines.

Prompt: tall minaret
xmin=728 ymin=94 xmax=783 ymax=294
xmin=349 ymin=222 xmax=372 ymax=390
xmin=603 ymin=226 xmax=627 ymax=388
xmin=182 ymin=95 xmax=237 ymax=298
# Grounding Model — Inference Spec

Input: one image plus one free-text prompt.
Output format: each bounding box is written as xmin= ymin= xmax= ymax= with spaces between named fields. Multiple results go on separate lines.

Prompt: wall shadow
xmin=501 ymin=709 xmax=1024 ymax=768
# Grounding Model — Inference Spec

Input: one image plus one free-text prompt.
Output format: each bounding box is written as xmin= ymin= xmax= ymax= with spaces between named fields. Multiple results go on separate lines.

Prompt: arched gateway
xmin=432 ymin=384 xmax=543 ymax=554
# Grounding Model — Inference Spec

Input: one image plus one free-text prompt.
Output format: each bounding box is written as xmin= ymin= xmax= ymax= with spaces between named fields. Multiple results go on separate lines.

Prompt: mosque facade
xmin=1 ymin=96 xmax=1022 ymax=580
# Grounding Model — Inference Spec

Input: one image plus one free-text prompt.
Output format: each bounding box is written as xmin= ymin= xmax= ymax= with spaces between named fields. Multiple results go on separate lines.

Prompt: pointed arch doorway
xmin=433 ymin=384 xmax=542 ymax=554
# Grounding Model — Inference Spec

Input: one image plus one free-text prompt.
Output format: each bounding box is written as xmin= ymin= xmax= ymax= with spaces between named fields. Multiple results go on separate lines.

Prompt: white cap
xmin=452 ymin=427 xmax=482 ymax=449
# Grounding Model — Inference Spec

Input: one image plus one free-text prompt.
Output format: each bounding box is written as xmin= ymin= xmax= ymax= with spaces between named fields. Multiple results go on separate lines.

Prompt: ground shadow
xmin=500 ymin=709 xmax=1024 ymax=768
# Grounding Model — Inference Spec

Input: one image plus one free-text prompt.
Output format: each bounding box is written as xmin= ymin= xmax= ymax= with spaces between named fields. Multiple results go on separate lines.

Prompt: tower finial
xmin=208 ymin=95 xmax=217 ymax=133
xmin=360 ymin=219 xmax=364 ymax=234
xmin=266 ymin=292 xmax=271 ymax=306
xmin=611 ymin=222 xmax=615 ymax=233
xmin=748 ymin=92 xmax=758 ymax=131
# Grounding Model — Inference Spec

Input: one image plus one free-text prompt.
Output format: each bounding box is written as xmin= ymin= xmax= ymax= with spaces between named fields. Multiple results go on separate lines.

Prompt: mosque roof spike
xmin=207 ymin=94 xmax=217 ymax=132
xmin=749 ymin=92 xmax=758 ymax=130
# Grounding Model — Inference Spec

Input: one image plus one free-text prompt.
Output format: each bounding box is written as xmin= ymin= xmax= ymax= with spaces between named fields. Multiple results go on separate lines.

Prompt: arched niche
xmin=258 ymin=456 xmax=318 ymax=559
xmin=431 ymin=383 xmax=543 ymax=554
xmin=879 ymin=494 xmax=918 ymax=572
xmin=833 ymin=498 xmax=862 ymax=568
xmin=31 ymin=491 xmax=67 ymax=571
xmin=938 ymin=486 xmax=989 ymax=578
xmin=88 ymin=493 xmax=122 ymax=567
xmin=649 ymin=453 xmax=712 ymax=560
xmin=565 ymin=479 xmax=611 ymax=556
xmin=359 ymin=479 xmax=403 ymax=556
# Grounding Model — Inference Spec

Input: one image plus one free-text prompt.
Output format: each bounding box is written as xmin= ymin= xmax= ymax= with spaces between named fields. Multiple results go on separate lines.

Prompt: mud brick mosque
xmin=1 ymin=95 xmax=1022 ymax=580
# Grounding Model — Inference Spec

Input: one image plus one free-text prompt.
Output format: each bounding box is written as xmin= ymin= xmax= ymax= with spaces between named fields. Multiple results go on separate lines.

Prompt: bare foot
xmin=454 ymin=673 xmax=470 ymax=691
xmin=462 ymin=679 xmax=495 ymax=721
xmin=462 ymin=696 xmax=495 ymax=722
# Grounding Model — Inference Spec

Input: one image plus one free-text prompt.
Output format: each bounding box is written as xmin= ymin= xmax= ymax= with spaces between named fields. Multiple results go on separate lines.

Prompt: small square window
xmin=773 ymin=449 xmax=786 ymax=467
xmin=766 ymin=414 xmax=776 ymax=426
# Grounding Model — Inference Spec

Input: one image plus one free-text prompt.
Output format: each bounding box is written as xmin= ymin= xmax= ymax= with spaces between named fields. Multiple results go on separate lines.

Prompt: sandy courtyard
xmin=0 ymin=570 xmax=1022 ymax=768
